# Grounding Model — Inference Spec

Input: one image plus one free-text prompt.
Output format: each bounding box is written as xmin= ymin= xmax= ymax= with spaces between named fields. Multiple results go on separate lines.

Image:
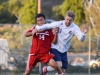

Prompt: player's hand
xmin=54 ymin=27 xmax=59 ymax=34
xmin=32 ymin=28 xmax=38 ymax=35
xmin=81 ymin=26 xmax=88 ymax=34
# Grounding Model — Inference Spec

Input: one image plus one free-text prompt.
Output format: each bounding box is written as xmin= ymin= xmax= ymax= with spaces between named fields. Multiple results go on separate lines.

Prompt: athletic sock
xmin=47 ymin=66 xmax=54 ymax=71
xmin=55 ymin=72 xmax=64 ymax=75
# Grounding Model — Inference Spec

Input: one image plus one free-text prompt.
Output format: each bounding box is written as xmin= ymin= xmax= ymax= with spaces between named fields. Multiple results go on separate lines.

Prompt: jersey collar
xmin=63 ymin=20 xmax=73 ymax=28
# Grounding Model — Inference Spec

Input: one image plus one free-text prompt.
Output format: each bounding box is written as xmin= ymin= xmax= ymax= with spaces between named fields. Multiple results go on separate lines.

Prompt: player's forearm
xmin=25 ymin=32 xmax=32 ymax=37
xmin=74 ymin=27 xmax=85 ymax=42
xmin=37 ymin=29 xmax=44 ymax=32
xmin=80 ymin=34 xmax=86 ymax=42
xmin=52 ymin=34 xmax=58 ymax=44
xmin=76 ymin=32 xmax=86 ymax=42
xmin=36 ymin=24 xmax=48 ymax=31
xmin=36 ymin=22 xmax=58 ymax=31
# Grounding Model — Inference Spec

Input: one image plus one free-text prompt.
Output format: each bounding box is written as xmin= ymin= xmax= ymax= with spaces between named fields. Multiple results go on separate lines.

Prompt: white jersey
xmin=36 ymin=20 xmax=86 ymax=53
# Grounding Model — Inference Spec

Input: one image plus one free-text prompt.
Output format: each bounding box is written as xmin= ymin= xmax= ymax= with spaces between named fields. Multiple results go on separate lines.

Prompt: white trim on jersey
xmin=26 ymin=54 xmax=31 ymax=70
xmin=36 ymin=32 xmax=49 ymax=36
xmin=29 ymin=25 xmax=36 ymax=30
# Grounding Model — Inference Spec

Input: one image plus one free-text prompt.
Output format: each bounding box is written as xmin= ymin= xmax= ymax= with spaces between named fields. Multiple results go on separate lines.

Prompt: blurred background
xmin=0 ymin=0 xmax=100 ymax=75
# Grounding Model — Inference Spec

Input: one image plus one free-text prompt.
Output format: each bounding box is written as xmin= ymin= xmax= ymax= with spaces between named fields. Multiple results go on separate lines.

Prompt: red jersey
xmin=27 ymin=26 xmax=54 ymax=55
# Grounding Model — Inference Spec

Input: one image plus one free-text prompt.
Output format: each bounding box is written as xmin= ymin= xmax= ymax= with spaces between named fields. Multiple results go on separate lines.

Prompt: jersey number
xmin=39 ymin=35 xmax=45 ymax=40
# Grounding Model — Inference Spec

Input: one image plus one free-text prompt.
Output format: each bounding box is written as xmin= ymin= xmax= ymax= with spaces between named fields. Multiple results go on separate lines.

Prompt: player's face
xmin=36 ymin=17 xmax=45 ymax=26
xmin=65 ymin=15 xmax=73 ymax=27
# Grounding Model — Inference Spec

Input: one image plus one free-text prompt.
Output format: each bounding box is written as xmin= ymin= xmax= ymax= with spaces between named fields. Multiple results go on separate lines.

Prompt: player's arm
xmin=36 ymin=21 xmax=59 ymax=31
xmin=25 ymin=28 xmax=37 ymax=37
xmin=25 ymin=32 xmax=33 ymax=37
xmin=25 ymin=26 xmax=37 ymax=37
xmin=52 ymin=27 xmax=59 ymax=44
xmin=74 ymin=26 xmax=88 ymax=42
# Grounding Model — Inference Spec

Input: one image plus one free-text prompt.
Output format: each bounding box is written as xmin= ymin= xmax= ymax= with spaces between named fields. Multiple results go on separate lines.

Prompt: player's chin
xmin=66 ymin=24 xmax=70 ymax=26
xmin=39 ymin=23 xmax=44 ymax=26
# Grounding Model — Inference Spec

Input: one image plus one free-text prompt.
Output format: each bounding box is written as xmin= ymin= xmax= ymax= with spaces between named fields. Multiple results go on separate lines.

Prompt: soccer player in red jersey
xmin=23 ymin=13 xmax=64 ymax=75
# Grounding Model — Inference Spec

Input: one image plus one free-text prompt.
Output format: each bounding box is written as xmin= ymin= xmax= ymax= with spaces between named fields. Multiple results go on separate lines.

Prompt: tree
xmin=84 ymin=0 xmax=100 ymax=58
xmin=0 ymin=2 xmax=17 ymax=23
xmin=18 ymin=0 xmax=37 ymax=24
xmin=0 ymin=0 xmax=37 ymax=24
xmin=53 ymin=0 xmax=85 ymax=25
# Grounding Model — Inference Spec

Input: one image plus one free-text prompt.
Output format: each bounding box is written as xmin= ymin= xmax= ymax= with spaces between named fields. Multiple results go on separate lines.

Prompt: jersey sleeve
xmin=74 ymin=26 xmax=86 ymax=42
xmin=27 ymin=26 xmax=35 ymax=32
xmin=36 ymin=21 xmax=59 ymax=30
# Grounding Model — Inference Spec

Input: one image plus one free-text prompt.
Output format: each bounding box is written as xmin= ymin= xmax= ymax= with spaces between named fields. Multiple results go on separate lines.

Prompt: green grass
xmin=0 ymin=73 xmax=100 ymax=75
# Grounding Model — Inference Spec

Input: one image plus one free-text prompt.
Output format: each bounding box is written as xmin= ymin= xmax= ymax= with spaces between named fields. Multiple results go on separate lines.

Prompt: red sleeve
xmin=27 ymin=26 xmax=35 ymax=32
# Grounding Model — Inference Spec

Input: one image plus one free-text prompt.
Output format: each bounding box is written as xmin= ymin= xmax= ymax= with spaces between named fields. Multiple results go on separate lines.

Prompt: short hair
xmin=35 ymin=13 xmax=45 ymax=20
xmin=65 ymin=10 xmax=75 ymax=20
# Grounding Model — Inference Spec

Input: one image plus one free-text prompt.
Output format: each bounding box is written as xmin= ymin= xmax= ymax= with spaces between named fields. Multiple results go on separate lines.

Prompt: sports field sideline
xmin=0 ymin=73 xmax=100 ymax=75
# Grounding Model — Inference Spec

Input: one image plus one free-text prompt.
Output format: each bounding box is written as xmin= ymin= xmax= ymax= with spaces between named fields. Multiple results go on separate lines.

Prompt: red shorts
xmin=25 ymin=53 xmax=54 ymax=70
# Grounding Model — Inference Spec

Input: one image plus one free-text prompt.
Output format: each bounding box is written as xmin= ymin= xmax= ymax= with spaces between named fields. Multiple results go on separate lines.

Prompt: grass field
xmin=1 ymin=73 xmax=100 ymax=75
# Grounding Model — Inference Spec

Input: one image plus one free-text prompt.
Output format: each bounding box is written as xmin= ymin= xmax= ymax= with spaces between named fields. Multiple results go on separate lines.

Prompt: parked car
xmin=45 ymin=19 xmax=56 ymax=23
xmin=90 ymin=58 xmax=100 ymax=68
xmin=71 ymin=57 xmax=85 ymax=67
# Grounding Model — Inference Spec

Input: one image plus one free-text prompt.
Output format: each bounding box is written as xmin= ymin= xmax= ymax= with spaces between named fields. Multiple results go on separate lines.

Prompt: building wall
xmin=0 ymin=39 xmax=9 ymax=69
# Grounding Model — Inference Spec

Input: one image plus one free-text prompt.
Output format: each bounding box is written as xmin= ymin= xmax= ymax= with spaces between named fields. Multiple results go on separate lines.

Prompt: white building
xmin=0 ymin=39 xmax=9 ymax=69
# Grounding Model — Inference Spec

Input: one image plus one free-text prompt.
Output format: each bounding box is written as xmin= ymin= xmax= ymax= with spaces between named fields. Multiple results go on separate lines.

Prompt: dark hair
xmin=65 ymin=10 xmax=75 ymax=20
xmin=35 ymin=13 xmax=45 ymax=20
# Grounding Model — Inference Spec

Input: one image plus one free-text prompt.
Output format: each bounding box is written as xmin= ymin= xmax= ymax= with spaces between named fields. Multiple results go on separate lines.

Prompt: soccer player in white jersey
xmin=35 ymin=10 xmax=88 ymax=75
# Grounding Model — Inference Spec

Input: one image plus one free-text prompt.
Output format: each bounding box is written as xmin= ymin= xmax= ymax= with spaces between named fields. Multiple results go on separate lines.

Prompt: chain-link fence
xmin=0 ymin=24 xmax=100 ymax=75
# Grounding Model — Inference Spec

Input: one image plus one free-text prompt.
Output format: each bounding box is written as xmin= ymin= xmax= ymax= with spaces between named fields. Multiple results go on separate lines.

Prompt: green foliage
xmin=8 ymin=0 xmax=22 ymax=13
xmin=18 ymin=0 xmax=37 ymax=24
xmin=53 ymin=0 xmax=85 ymax=25
xmin=0 ymin=2 xmax=16 ymax=23
xmin=84 ymin=0 xmax=100 ymax=55
xmin=0 ymin=0 xmax=37 ymax=24
xmin=84 ymin=0 xmax=100 ymax=36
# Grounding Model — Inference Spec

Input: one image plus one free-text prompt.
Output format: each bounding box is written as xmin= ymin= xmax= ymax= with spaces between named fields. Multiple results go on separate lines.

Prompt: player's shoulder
xmin=71 ymin=23 xmax=79 ymax=29
xmin=57 ymin=20 xmax=63 ymax=24
xmin=29 ymin=25 xmax=36 ymax=30
xmin=56 ymin=20 xmax=64 ymax=26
